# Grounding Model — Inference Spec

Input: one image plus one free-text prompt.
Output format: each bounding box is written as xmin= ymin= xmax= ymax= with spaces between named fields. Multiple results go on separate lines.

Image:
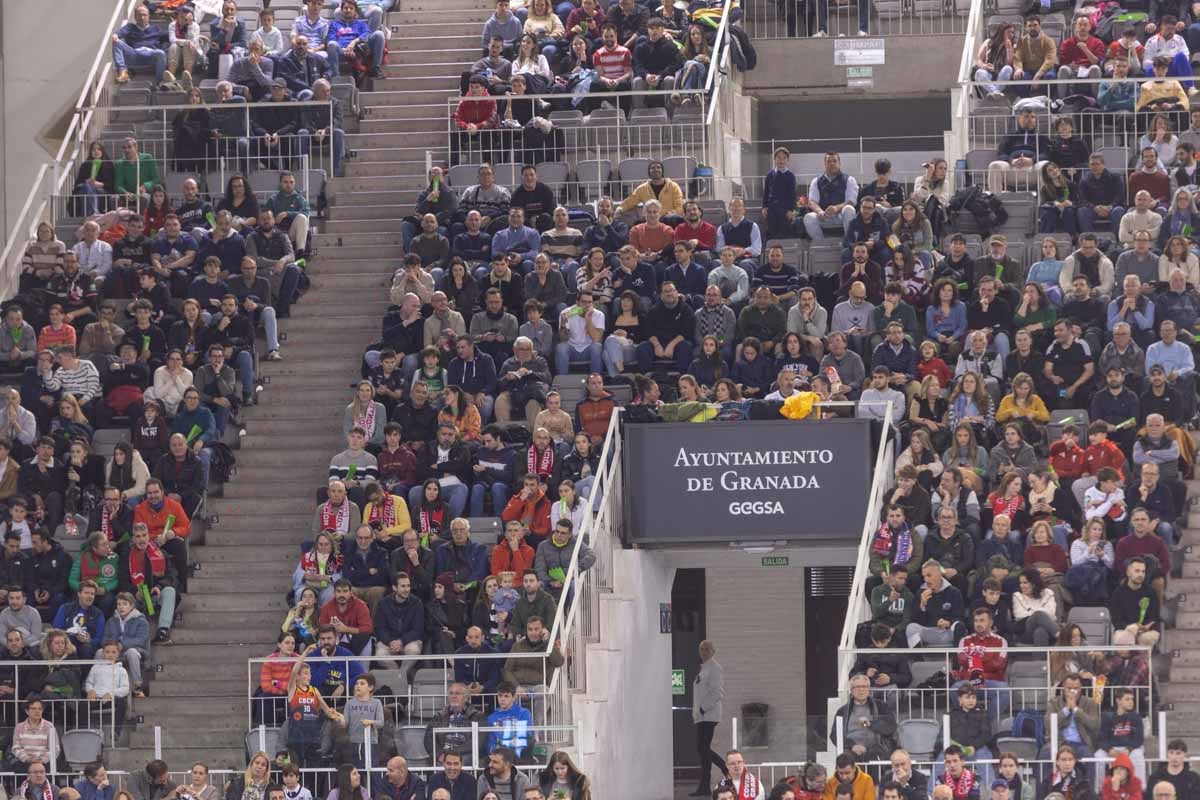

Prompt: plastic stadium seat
xmin=617 ymin=157 xmax=652 ymax=184
xmin=447 ymin=164 xmax=481 ymax=189
xmin=548 ymin=110 xmax=584 ymax=129
xmin=92 ymin=428 xmax=127 ymax=459
xmin=62 ymin=729 xmax=103 ymax=770
xmin=1047 ymin=409 xmax=1089 ymax=446
xmin=1031 ymin=232 xmax=1072 ymax=260
xmin=1096 ymin=146 xmax=1131 ymax=172
xmin=573 ymin=159 xmax=611 ymax=203
xmin=963 ymin=149 xmax=993 ymax=185
xmin=629 ymin=107 xmax=669 ymax=125
xmin=1068 ymin=606 xmax=1113 ymax=647
xmin=248 ymin=172 xmax=279 ymax=196
xmin=492 ymin=162 xmax=522 ymax=189
xmin=395 ymin=726 xmax=430 ymax=763
xmin=896 ymin=718 xmax=940 ymax=760
xmin=585 ymin=107 xmax=624 ymax=126
xmin=467 ymin=517 xmax=502 ymax=544
xmin=995 ymin=736 xmax=1038 ymax=761
xmin=663 ymin=156 xmax=698 ymax=184
xmin=244 ymin=727 xmax=281 ymax=762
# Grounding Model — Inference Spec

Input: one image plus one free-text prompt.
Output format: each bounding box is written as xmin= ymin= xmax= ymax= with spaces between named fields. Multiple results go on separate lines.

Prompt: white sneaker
xmin=858 ymin=29 xmax=868 ymax=35
xmin=813 ymin=30 xmax=827 ymax=37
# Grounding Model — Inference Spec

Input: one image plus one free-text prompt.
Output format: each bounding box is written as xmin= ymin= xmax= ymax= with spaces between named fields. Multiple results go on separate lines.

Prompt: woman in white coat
xmin=691 ymin=639 xmax=729 ymax=797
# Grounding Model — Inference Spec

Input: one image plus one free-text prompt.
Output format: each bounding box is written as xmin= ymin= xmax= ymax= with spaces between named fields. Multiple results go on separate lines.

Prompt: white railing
xmin=704 ymin=0 xmax=735 ymax=129
xmin=0 ymin=0 xmax=139 ymax=300
xmin=834 ymin=404 xmax=896 ymax=689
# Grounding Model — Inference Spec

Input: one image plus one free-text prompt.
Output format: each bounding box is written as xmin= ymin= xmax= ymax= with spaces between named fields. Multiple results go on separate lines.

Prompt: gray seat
xmin=394 ymin=726 xmax=430 ymax=764
xmin=573 ymin=159 xmax=611 ymax=203
xmin=534 ymin=162 xmax=569 ymax=201
xmin=244 ymin=727 xmax=281 ymax=761
xmin=492 ymin=162 xmax=522 ymax=190
xmin=896 ymin=718 xmax=941 ymax=760
xmin=995 ymin=736 xmax=1038 ymax=761
xmin=1068 ymin=606 xmax=1113 ymax=646
xmin=448 ymin=164 xmax=482 ymax=189
xmin=628 ymin=107 xmax=669 ymax=125
xmin=62 ymin=729 xmax=103 ymax=769
xmin=1046 ymin=409 xmax=1089 ymax=446
xmin=1096 ymin=146 xmax=1132 ymax=172
xmin=93 ymin=428 xmax=129 ymax=459
xmin=964 ymin=148 xmax=994 ymax=185
xmin=663 ymin=155 xmax=697 ymax=184
xmin=164 ymin=172 xmax=202 ymax=200
xmin=248 ymin=171 xmax=279 ymax=196
xmin=617 ymin=157 xmax=652 ymax=188
xmin=467 ymin=517 xmax=502 ymax=545
xmin=547 ymin=110 xmax=584 ymax=129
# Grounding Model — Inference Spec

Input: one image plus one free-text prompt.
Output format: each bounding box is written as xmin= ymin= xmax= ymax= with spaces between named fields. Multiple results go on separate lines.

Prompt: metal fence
xmin=0 ymin=657 xmax=121 ymax=746
xmin=741 ymin=0 xmax=971 ymax=39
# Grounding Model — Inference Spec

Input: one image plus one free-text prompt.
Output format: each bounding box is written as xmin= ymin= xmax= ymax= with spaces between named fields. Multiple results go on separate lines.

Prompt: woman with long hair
xmin=559 ymin=432 xmax=600 ymax=495
xmin=540 ymin=750 xmax=593 ymax=799
xmin=731 ymin=337 xmax=773 ymax=398
xmin=603 ymin=290 xmax=642 ymax=377
xmin=224 ymin=752 xmax=271 ymax=800
xmin=1160 ymin=231 xmax=1200 ymax=285
xmin=106 ymin=440 xmax=150 ymax=508
xmin=426 ymin=575 xmax=467 ymax=654
xmin=1037 ymin=161 xmax=1077 ymax=237
xmin=65 ymin=437 xmax=106 ymax=517
xmin=895 ymin=428 xmax=944 ymax=492
xmin=1067 ymin=517 xmax=1115 ymax=605
xmin=172 ymin=87 xmax=212 ymax=172
xmin=1012 ymin=567 xmax=1060 ymax=644
xmin=576 ymin=247 xmax=613 ymax=308
xmin=908 ymin=372 xmax=949 ymax=451
xmin=1140 ymin=111 xmax=1179 ymax=167
xmin=326 ymin=765 xmax=370 ymax=800
xmin=892 ymin=200 xmax=934 ymax=254
xmin=673 ymin=25 xmax=711 ymax=98
xmin=550 ymin=478 xmax=588 ymax=531
xmin=524 ymin=0 xmax=566 ymax=59
xmin=911 ymin=158 xmax=951 ymax=238
xmin=50 ymin=395 xmax=93 ymax=456
xmin=1049 ymin=623 xmax=1104 ymax=687
xmin=472 ymin=574 xmax=505 ymax=643
xmin=440 ymin=257 xmax=480 ymax=314
xmin=72 ymin=142 xmax=116 ymax=218
xmin=256 ymin=632 xmax=298 ymax=726
xmin=182 ymin=764 xmax=218 ymax=800
xmin=344 ymin=380 xmax=387 ymax=449
xmin=776 ymin=332 xmax=819 ymax=381
xmin=973 ymin=22 xmax=1015 ymax=96
xmin=142 ymin=185 xmax=172 ymax=236
xmin=884 ymin=245 xmax=930 ymax=309
xmin=986 ymin=470 xmax=1026 ymax=528
xmin=688 ymin=335 xmax=728 ymax=394
xmin=282 ymin=587 xmax=320 ymax=648
xmin=925 ymin=277 xmax=967 ymax=360
xmin=216 ymin=173 xmax=259 ymax=232
xmin=1014 ymin=282 xmax=1057 ymax=351
xmin=942 ymin=421 xmax=989 ymax=494
xmin=415 ymin=478 xmax=448 ymax=547
xmin=996 ymin=372 xmax=1049 ymax=446
xmin=438 ymin=385 xmax=482 ymax=442
xmin=292 ymin=532 xmax=343 ymax=606
xmin=947 ymin=372 xmax=994 ymax=449
xmin=512 ymin=33 xmax=553 ymax=93
xmin=21 ymin=220 xmax=66 ymax=293
xmin=1026 ymin=238 xmax=1066 ymax=306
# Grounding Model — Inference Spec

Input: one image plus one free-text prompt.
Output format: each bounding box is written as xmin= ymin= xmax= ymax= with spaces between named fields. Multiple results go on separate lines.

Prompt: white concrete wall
xmin=576 ymin=549 xmax=676 ymax=800
xmin=705 ymin=568 xmax=807 ymax=762
xmin=0 ymin=0 xmax=124 ymax=249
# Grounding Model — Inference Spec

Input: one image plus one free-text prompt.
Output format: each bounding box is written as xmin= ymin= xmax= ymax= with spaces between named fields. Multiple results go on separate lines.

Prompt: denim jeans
xmin=327 ymin=31 xmax=386 ymax=76
xmin=603 ymin=336 xmax=637 ymax=376
xmin=299 ymin=127 xmax=345 ymax=178
xmin=235 ymin=349 xmax=256 ymax=398
xmin=252 ymin=306 xmax=280 ymax=352
xmin=974 ymin=65 xmax=1013 ymax=95
xmin=802 ymin=206 xmax=855 ymax=239
xmin=469 ymin=481 xmax=510 ymax=517
xmin=635 ymin=340 xmax=693 ymax=373
xmin=111 ymin=40 xmax=167 ymax=81
xmin=555 ymin=342 xmax=602 ymax=374
xmin=74 ymin=183 xmax=103 ymax=217
xmin=1077 ymin=205 xmax=1125 ymax=235
xmin=268 ymin=262 xmax=303 ymax=316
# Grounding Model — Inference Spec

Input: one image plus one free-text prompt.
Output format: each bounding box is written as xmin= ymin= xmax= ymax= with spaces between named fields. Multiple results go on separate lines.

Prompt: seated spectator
xmin=1068 ymin=517 xmax=1115 ymax=605
xmin=53 ymin=579 xmax=105 ymax=660
xmin=534 ymin=519 xmax=594 ymax=599
xmin=1095 ymin=689 xmax=1146 ymax=787
xmin=1010 ymin=566 xmax=1059 ymax=646
xmin=264 ymin=172 xmax=311 ymax=258
xmin=70 ymin=533 xmax=120 ymax=617
xmin=619 ymin=161 xmax=683 ymax=224
xmin=502 ymin=473 xmax=552 ymax=543
xmin=111 ymin=5 xmax=168 ymax=86
xmin=343 ymin=383 xmax=387 ymax=453
xmin=573 ymin=375 xmax=616 ymax=445
xmin=342 ymin=525 xmax=391 ymax=613
xmin=118 ymin=522 xmax=178 ymax=645
xmin=804 ymin=152 xmax=858 ymax=240
xmin=1127 ymin=461 xmax=1178 ymax=544
xmin=361 ymin=481 xmax=413 ymax=549
xmin=1038 ymin=743 xmax=1094 ymax=798
xmin=246 ymin=209 xmax=302 ymax=320
xmin=313 ymin=479 xmax=361 ymax=540
xmin=495 ymin=336 xmax=551 ymax=424
xmin=831 ymin=673 xmax=897 ymax=765
xmin=326 ymin=0 xmax=386 ymax=79
xmin=906 ymin=560 xmax=966 ymax=647
xmin=318 ymin=578 xmax=374 ymax=654
xmin=102 ymin=591 xmax=150 ymax=698
xmin=299 ymin=79 xmax=346 ymax=179
xmin=470 ymin=288 xmax=520 ymax=368
xmin=153 ymin=433 xmax=204 ymax=515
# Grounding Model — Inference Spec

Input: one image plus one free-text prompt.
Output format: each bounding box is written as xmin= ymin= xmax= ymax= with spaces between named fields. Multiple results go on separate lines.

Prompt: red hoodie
xmin=1101 ymin=752 xmax=1143 ymax=800
xmin=1049 ymin=440 xmax=1085 ymax=480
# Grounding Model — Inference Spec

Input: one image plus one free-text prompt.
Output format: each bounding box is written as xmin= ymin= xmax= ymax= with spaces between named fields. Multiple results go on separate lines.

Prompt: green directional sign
xmin=672 ymin=669 xmax=686 ymax=695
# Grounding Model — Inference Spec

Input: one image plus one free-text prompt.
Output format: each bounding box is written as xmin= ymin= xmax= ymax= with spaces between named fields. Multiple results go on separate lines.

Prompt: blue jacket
xmin=453 ymin=643 xmax=502 ymax=693
xmin=327 ymin=18 xmax=371 ymax=48
xmin=308 ymin=645 xmax=364 ymax=691
xmin=171 ymin=405 xmax=217 ymax=445
xmin=663 ymin=261 xmax=707 ymax=302
xmin=342 ymin=542 xmax=392 ymax=589
xmin=53 ymin=602 xmax=105 ymax=652
xmin=102 ymin=609 xmax=150 ymax=652
xmin=199 ymin=230 xmax=247 ymax=275
xmin=843 ymin=213 xmax=889 ymax=251
xmin=474 ymin=445 xmax=514 ymax=486
xmin=762 ymin=168 xmax=797 ymax=212
xmin=373 ymin=593 xmax=424 ymax=646
xmin=432 ymin=540 xmax=489 ymax=585
xmin=730 ymin=356 xmax=774 ymax=397
xmin=486 ymin=702 xmax=533 ymax=754
xmin=426 ymin=773 xmax=476 ymax=800
xmin=582 ymin=220 xmax=629 ymax=252
xmin=117 ymin=22 xmax=167 ymax=50
xmin=74 ymin=779 xmax=115 ymax=800
xmin=447 ymin=353 xmax=498 ymax=397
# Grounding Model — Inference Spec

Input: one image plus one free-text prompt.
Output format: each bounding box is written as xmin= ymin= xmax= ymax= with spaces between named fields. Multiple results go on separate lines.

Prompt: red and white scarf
xmin=942 ymin=768 xmax=977 ymax=800
xmin=419 ymin=506 xmax=445 ymax=534
xmin=128 ymin=543 xmax=167 ymax=587
xmin=355 ymin=402 xmax=377 ymax=438
xmin=527 ymin=445 xmax=554 ymax=478
xmin=19 ymin=780 xmax=53 ymax=800
xmin=368 ymin=496 xmax=396 ymax=528
xmin=320 ymin=500 xmax=350 ymax=533
xmin=101 ymin=505 xmax=113 ymax=541
xmin=734 ymin=772 xmax=760 ymax=800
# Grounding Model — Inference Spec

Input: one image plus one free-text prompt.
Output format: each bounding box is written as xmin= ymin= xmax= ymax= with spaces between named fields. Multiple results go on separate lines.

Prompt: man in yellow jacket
xmin=1013 ymin=15 xmax=1057 ymax=92
xmin=617 ymin=160 xmax=685 ymax=224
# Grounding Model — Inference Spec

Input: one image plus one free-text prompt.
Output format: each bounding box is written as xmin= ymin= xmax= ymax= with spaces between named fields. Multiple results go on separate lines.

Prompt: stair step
xmin=314 ymin=232 xmax=406 ymax=248
xmin=1183 ymin=561 xmax=1200 ymax=578
xmin=130 ymin=727 xmax=251 ymax=748
xmin=310 ymin=271 xmax=394 ymax=289
xmin=140 ymin=677 xmax=247 ymax=697
xmin=359 ymin=116 xmax=449 ymax=134
xmin=183 ymin=592 xmax=288 ymax=612
xmin=201 ymin=528 xmax=311 ymax=548
xmin=346 ymin=158 xmax=445 ymax=178
xmin=156 ymin=642 xmax=266 ymax=663
xmin=193 ymin=544 xmax=302 ymax=562
xmin=1174 ymin=610 xmax=1200 ymax=629
xmin=347 ymin=130 xmax=455 ymax=149
xmin=323 ymin=217 xmax=414 ymax=234
xmin=392 ymin=21 xmax=487 ymax=36
xmin=392 ymin=0 xmax=493 ymax=11
xmin=167 ymin=626 xmax=280 ymax=646
xmin=391 ymin=34 xmax=481 ymax=52
xmin=132 ymin=695 xmax=247 ymax=716
xmin=359 ymin=99 xmax=452 ymax=117
xmin=328 ymin=203 xmax=420 ymax=220
xmin=370 ymin=76 xmax=461 ymax=93
xmin=383 ymin=61 xmax=474 ymax=79
xmin=390 ymin=8 xmax=492 ymax=25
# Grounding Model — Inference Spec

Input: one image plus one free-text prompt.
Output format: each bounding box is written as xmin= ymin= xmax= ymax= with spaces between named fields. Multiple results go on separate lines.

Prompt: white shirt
xmin=72 ymin=239 xmax=112 ymax=278
xmin=436 ymin=445 xmax=462 ymax=487
xmin=560 ymin=306 xmax=604 ymax=350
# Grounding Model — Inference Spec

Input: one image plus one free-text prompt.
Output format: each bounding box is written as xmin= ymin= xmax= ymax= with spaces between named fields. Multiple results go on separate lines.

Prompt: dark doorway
xmin=804 ymin=566 xmax=853 ymax=753
xmin=671 ymin=568 xmax=707 ymax=773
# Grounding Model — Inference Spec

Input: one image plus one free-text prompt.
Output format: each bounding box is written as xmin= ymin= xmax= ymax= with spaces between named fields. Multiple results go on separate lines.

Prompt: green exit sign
xmin=761 ymin=556 xmax=789 ymax=567
xmin=672 ymin=669 xmax=686 ymax=695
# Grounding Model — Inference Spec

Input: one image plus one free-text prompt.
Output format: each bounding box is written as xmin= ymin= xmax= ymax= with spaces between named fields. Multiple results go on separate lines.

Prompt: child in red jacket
xmin=1101 ymin=752 xmax=1143 ymax=800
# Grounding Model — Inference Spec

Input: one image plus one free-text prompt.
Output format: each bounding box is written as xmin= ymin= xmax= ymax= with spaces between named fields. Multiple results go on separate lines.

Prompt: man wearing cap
xmin=976 ymin=236 xmax=1024 ymax=309
xmin=1145 ymin=318 xmax=1196 ymax=419
xmin=988 ymin=778 xmax=1009 ymax=799
xmin=253 ymin=79 xmax=303 ymax=172
xmin=1140 ymin=364 xmax=1186 ymax=425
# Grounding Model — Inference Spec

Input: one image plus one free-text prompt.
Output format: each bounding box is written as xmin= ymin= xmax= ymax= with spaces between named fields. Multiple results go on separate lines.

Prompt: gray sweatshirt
xmin=0 ymin=606 xmax=43 ymax=646
xmin=344 ymin=696 xmax=384 ymax=744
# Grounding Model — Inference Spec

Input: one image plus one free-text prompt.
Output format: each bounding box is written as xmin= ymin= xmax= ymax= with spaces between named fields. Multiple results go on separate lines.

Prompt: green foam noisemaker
xmin=186 ymin=424 xmax=202 ymax=443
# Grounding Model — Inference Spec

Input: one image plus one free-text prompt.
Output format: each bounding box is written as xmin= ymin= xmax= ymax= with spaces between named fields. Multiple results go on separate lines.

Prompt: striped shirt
xmin=45 ymin=361 xmax=101 ymax=403
xmin=593 ymin=45 xmax=631 ymax=80
xmin=540 ymin=227 xmax=583 ymax=258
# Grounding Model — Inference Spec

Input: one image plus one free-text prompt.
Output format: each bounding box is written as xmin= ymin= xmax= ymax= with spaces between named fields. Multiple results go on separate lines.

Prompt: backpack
xmin=948 ymin=185 xmax=1009 ymax=238
xmin=209 ymin=442 xmax=237 ymax=484
xmin=1011 ymin=709 xmax=1045 ymax=748
xmin=728 ymin=25 xmax=757 ymax=71
xmin=1094 ymin=3 xmax=1125 ymax=42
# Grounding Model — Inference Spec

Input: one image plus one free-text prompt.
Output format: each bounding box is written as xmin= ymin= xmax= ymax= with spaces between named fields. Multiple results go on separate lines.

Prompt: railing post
xmin=732 ymin=715 xmax=739 ymax=750
xmin=833 ymin=714 xmax=842 ymax=753
xmin=471 ymin=721 xmax=480 ymax=771
xmin=364 ymin=735 xmax=373 ymax=795
xmin=154 ymin=725 xmax=163 ymax=759
xmin=258 ymin=723 xmax=267 ymax=754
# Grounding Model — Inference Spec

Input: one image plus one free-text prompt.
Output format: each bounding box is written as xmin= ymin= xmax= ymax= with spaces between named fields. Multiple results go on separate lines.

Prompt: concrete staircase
xmin=1159 ymin=460 xmax=1200 ymax=752
xmin=104 ymin=3 xmax=489 ymax=772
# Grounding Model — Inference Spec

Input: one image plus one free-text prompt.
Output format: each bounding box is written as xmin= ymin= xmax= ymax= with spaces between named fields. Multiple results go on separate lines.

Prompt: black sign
xmin=622 ymin=419 xmax=873 ymax=544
